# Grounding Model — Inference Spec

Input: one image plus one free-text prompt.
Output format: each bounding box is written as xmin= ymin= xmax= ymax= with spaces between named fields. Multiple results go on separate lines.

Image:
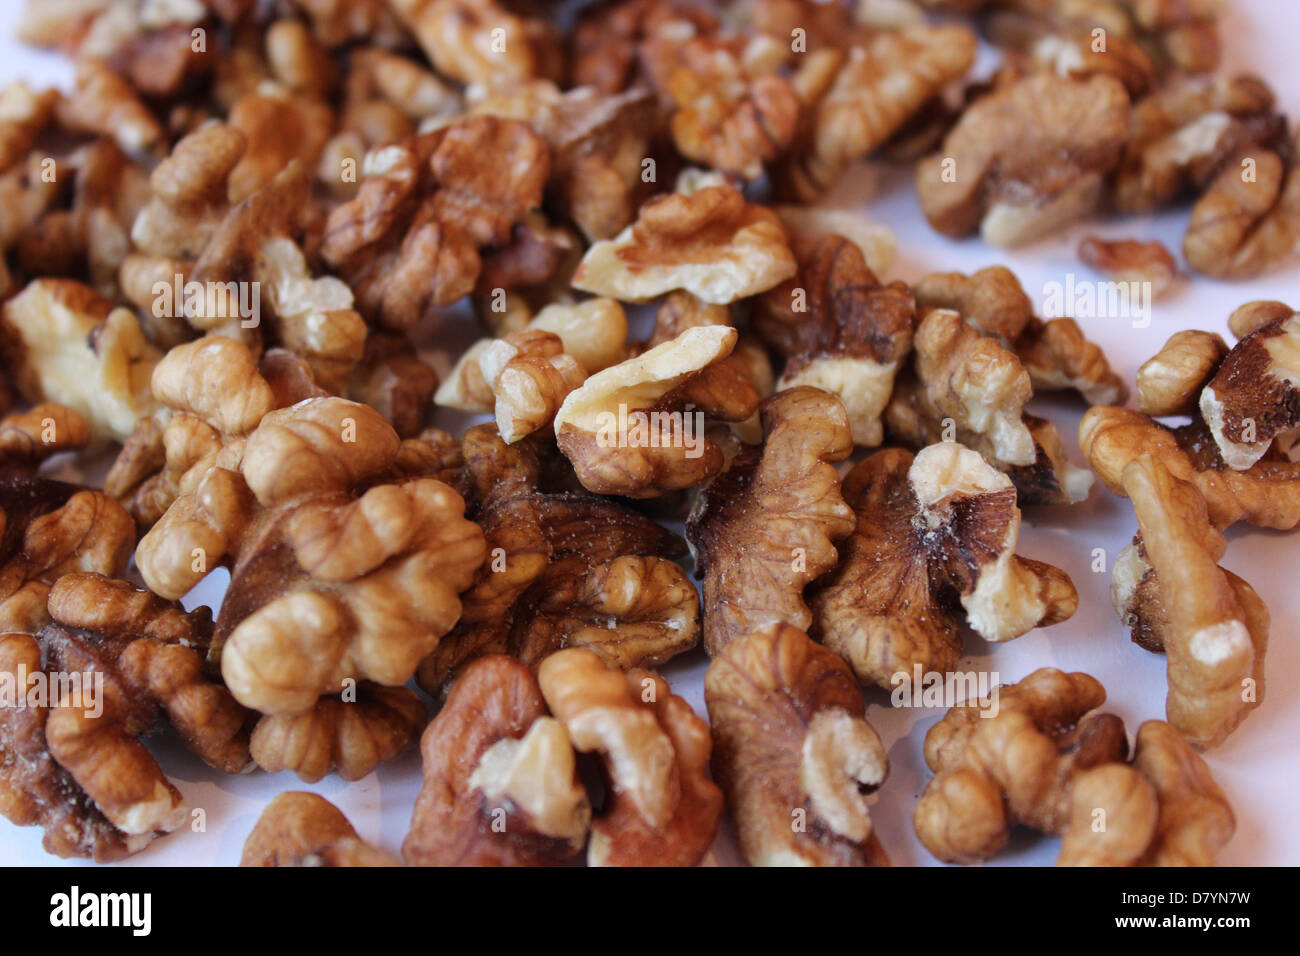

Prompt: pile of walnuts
xmin=0 ymin=0 xmax=1290 ymax=868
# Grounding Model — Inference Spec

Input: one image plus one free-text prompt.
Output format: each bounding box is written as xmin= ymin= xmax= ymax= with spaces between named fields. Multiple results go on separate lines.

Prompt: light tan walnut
xmin=1059 ymin=721 xmax=1235 ymax=866
xmin=571 ymin=185 xmax=797 ymax=304
xmin=812 ymin=444 xmax=1077 ymax=689
xmin=914 ymin=668 xmax=1128 ymax=864
xmin=56 ymin=60 xmax=163 ymax=156
xmin=3 ymin=278 xmax=161 ymax=443
xmin=0 ymin=403 xmax=91 ymax=478
xmin=1228 ymin=299 xmax=1294 ymax=339
xmin=389 ymin=0 xmax=544 ymax=85
xmin=1136 ymin=330 xmax=1229 ymax=417
xmin=416 ymin=425 xmax=696 ymax=696
xmin=1016 ymin=316 xmax=1128 ymax=406
xmin=553 ymin=325 xmax=755 ymax=497
xmin=1080 ymin=405 xmax=1300 ymax=530
xmin=538 ymin=648 xmax=723 ymax=867
xmin=404 ymin=655 xmax=591 ymax=866
xmin=242 ymin=792 xmax=399 ymax=867
xmin=781 ymin=24 xmax=976 ymax=199
xmin=1199 ymin=309 xmax=1300 ymax=470
xmin=705 ymin=624 xmax=891 ymax=866
xmin=136 ymin=398 xmax=486 ymax=725
xmin=1184 ymin=139 xmax=1300 ymax=279
xmin=757 ymin=236 xmax=914 ymax=447
xmin=249 ymin=684 xmax=426 ymax=783
xmin=686 ymin=387 xmax=855 ymax=656
xmin=1119 ymin=454 xmax=1266 ymax=749
xmin=913 ymin=266 xmax=1034 ymax=345
xmin=917 ymin=73 xmax=1130 ymax=246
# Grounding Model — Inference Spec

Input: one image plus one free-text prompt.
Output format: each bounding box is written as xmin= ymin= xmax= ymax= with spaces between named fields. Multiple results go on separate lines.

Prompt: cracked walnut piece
xmin=137 ymin=397 xmax=486 ymax=724
xmin=1117 ymin=455 xmax=1266 ymax=750
xmin=1079 ymin=405 xmax=1300 ymax=530
xmin=404 ymin=655 xmax=591 ymax=866
xmin=242 ymin=792 xmax=398 ymax=867
xmin=553 ymin=324 xmax=756 ymax=498
xmin=0 ymin=478 xmax=134 ymax=635
xmin=416 ymin=425 xmax=697 ymax=696
xmin=1136 ymin=330 xmax=1228 ymax=417
xmin=918 ymin=73 xmax=1130 ymax=247
xmin=1199 ymin=307 xmax=1300 ymax=470
xmin=706 ymin=625 xmax=890 ymax=866
xmin=812 ymin=444 xmax=1077 ymax=690
xmin=757 ymin=235 xmax=915 ymax=447
xmin=538 ymin=648 xmax=723 ymax=867
xmin=571 ymin=185 xmax=797 ymax=304
xmin=2 ymin=278 xmax=161 ymax=443
xmin=0 ymin=403 xmax=90 ymax=478
xmin=686 ymin=387 xmax=855 ymax=657
xmin=914 ymin=668 xmax=1128 ymax=864
xmin=1059 ymin=720 xmax=1235 ymax=867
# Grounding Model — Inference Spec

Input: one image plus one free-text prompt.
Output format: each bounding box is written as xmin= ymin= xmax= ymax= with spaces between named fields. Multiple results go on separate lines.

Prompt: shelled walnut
xmin=915 ymin=667 xmax=1234 ymax=866
xmin=242 ymin=792 xmax=399 ymax=867
xmin=416 ymin=424 xmax=697 ymax=696
xmin=812 ymin=444 xmax=1077 ymax=690
xmin=406 ymin=650 xmax=722 ymax=867
xmin=706 ymin=625 xmax=891 ymax=866
xmin=686 ymin=387 xmax=855 ymax=656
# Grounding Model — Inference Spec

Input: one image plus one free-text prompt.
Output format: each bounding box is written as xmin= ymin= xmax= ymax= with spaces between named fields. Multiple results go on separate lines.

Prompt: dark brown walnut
xmin=570 ymin=0 xmax=723 ymax=96
xmin=0 ymin=478 xmax=134 ymax=635
xmin=1184 ymin=138 xmax=1300 ymax=279
xmin=321 ymin=116 xmax=551 ymax=328
xmin=1199 ymin=307 xmax=1300 ymax=470
xmin=0 ymin=632 xmax=144 ymax=862
xmin=538 ymin=648 xmax=723 ymax=866
xmin=0 ymin=571 xmax=252 ymax=861
xmin=914 ymin=668 xmax=1128 ymax=864
xmin=0 ymin=403 xmax=90 ymax=478
xmin=345 ymin=331 xmax=438 ymax=438
xmin=756 ymin=236 xmax=915 ymax=446
xmin=1080 ymin=405 xmax=1300 ymax=530
xmin=917 ymin=72 xmax=1130 ymax=247
xmin=686 ymin=387 xmax=855 ymax=657
xmin=404 ymin=655 xmax=591 ymax=866
xmin=705 ymin=624 xmax=891 ymax=867
xmin=416 ymin=425 xmax=696 ymax=696
xmin=811 ymin=444 xmax=1077 ymax=690
xmin=242 ymin=792 xmax=399 ymax=867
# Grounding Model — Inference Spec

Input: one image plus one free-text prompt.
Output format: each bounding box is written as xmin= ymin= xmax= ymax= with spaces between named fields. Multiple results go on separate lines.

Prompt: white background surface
xmin=2 ymin=0 xmax=1298 ymax=866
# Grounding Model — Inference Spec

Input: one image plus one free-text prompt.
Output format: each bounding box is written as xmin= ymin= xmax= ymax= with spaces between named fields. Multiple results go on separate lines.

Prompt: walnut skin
xmin=242 ymin=792 xmax=399 ymax=867
xmin=757 ymin=235 xmax=915 ymax=447
xmin=416 ymin=425 xmax=696 ymax=696
xmin=812 ymin=444 xmax=1077 ymax=690
xmin=404 ymin=656 xmax=591 ymax=866
xmin=571 ymin=185 xmax=797 ymax=304
xmin=1120 ymin=455 xmax=1267 ymax=749
xmin=1080 ymin=405 xmax=1300 ymax=530
xmin=914 ymin=668 xmax=1128 ymax=864
xmin=686 ymin=387 xmax=855 ymax=657
xmin=705 ymin=625 xmax=891 ymax=866
xmin=917 ymin=73 xmax=1130 ymax=246
xmin=538 ymin=648 xmax=723 ymax=867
